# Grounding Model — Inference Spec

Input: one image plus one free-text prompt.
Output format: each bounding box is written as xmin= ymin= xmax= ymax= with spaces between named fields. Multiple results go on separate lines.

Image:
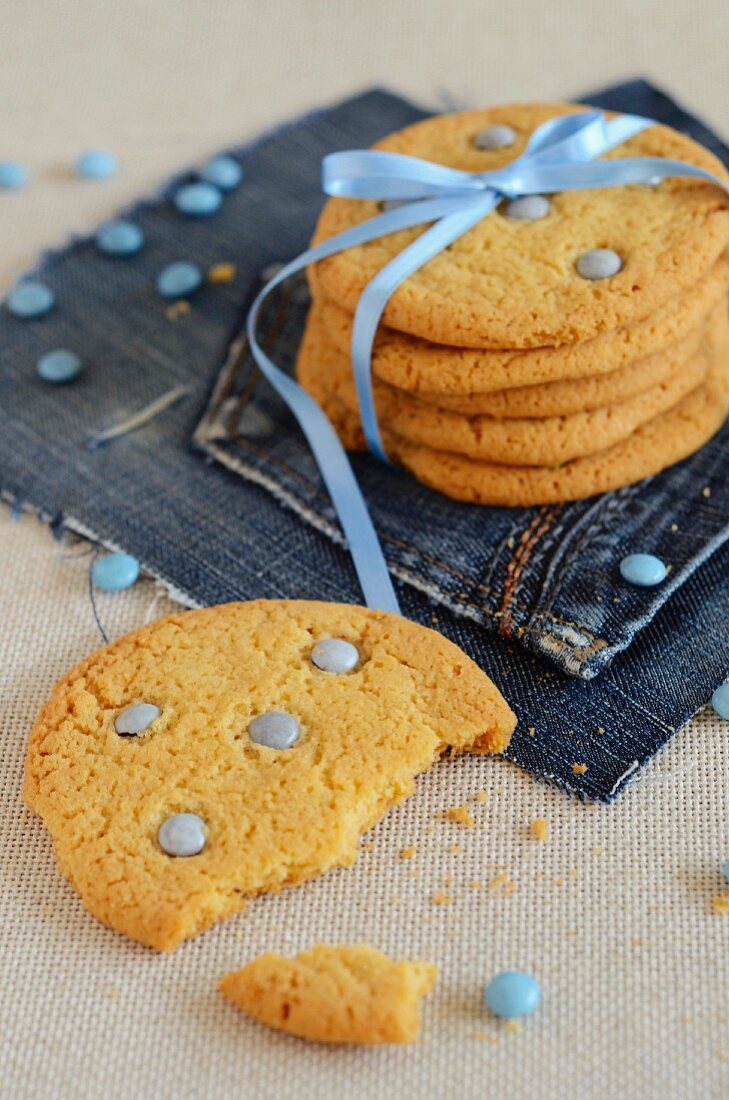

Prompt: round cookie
xmin=219 ymin=944 xmax=438 ymax=1044
xmin=312 ymin=104 xmax=729 ymax=348
xmin=314 ymin=255 xmax=729 ymax=395
xmin=413 ymin=304 xmax=722 ymax=417
xmin=296 ymin=306 xmax=722 ymax=466
xmin=24 ymin=600 xmax=516 ymax=951
xmin=301 ymin=352 xmax=729 ymax=506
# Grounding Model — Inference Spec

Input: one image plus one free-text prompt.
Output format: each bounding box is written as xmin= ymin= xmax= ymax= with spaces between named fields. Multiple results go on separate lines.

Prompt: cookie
xmin=300 ymin=355 xmax=729 ymax=506
xmin=314 ymin=255 xmax=729 ymax=396
xmin=219 ymin=944 xmax=437 ymax=1044
xmin=24 ymin=600 xmax=515 ymax=950
xmin=297 ymin=305 xmax=722 ymax=466
xmin=311 ymin=104 xmax=729 ymax=348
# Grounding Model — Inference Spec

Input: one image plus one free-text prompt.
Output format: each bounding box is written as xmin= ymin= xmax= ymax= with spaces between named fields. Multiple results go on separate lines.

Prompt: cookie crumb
xmin=490 ymin=873 xmax=517 ymax=896
xmin=591 ymin=846 xmax=603 ymax=855
xmin=448 ymin=844 xmax=462 ymax=856
xmin=527 ymin=726 xmax=536 ymax=737
xmin=530 ymin=818 xmax=548 ymax=841
xmin=399 ymin=846 xmax=417 ymax=860
xmin=502 ymin=1019 xmax=523 ymax=1034
xmin=165 ymin=299 xmax=191 ymax=321
xmin=670 ymin=523 xmax=679 ymax=532
xmin=446 ymin=806 xmax=475 ymax=828
xmin=361 ymin=840 xmax=376 ymax=851
xmin=470 ymin=880 xmax=481 ymax=890
xmin=108 ymin=989 xmax=120 ymax=1001
xmin=208 ymin=262 xmax=237 ymax=283
xmin=474 ymin=791 xmax=487 ymax=804
xmin=572 ymin=762 xmax=588 ymax=775
xmin=702 ymin=486 xmax=711 ymax=498
xmin=596 ymin=726 xmax=605 ymax=735
xmin=432 ymin=892 xmax=453 ymax=906
xmin=712 ymin=890 xmax=729 ymax=915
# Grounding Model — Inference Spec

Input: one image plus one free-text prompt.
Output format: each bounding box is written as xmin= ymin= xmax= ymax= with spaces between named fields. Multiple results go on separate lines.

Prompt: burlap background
xmin=1 ymin=3 xmax=728 ymax=1096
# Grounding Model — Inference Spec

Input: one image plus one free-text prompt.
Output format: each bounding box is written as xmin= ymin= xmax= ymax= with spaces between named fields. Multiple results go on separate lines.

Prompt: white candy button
xmin=115 ymin=703 xmax=160 ymax=736
xmin=158 ymin=813 xmax=206 ymax=857
xmin=576 ymin=249 xmax=623 ymax=280
xmin=310 ymin=638 xmax=360 ymax=674
xmin=249 ymin=711 xmax=300 ymax=749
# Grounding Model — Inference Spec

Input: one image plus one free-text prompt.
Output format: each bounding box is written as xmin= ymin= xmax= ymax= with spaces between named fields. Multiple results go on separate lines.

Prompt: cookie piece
xmin=219 ymin=944 xmax=437 ymax=1044
xmin=312 ymin=104 xmax=729 ymax=348
xmin=297 ymin=305 xmax=721 ymax=465
xmin=24 ymin=600 xmax=515 ymax=950
xmin=301 ymin=355 xmax=729 ymax=506
xmin=314 ymin=255 xmax=729 ymax=396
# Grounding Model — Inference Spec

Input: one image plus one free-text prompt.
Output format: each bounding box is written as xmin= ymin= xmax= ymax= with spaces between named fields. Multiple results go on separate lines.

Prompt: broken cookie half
xmin=219 ymin=943 xmax=438 ymax=1044
xmin=25 ymin=599 xmax=515 ymax=950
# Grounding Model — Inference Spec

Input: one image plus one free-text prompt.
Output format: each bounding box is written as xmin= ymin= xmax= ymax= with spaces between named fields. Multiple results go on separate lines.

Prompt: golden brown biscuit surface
xmin=25 ymin=600 xmax=515 ymax=951
xmin=298 ymin=304 xmax=724 ymax=465
xmin=312 ymin=104 xmax=729 ymax=348
xmin=219 ymin=943 xmax=438 ymax=1044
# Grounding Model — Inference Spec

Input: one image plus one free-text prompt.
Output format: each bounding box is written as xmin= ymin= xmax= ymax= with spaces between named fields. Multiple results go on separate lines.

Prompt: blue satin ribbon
xmin=246 ymin=109 xmax=729 ymax=616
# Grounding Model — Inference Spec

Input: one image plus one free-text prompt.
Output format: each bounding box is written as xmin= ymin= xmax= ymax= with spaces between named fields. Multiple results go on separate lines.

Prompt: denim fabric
xmin=0 ymin=80 xmax=726 ymax=800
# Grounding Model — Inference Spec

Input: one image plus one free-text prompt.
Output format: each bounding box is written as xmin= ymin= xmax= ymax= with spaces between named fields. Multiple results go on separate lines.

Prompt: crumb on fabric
xmin=572 ymin=762 xmax=588 ymax=775
xmin=490 ymin=873 xmax=517 ymax=896
xmin=399 ymin=846 xmax=417 ymax=860
xmin=702 ymin=487 xmax=711 ymax=498
xmin=108 ymin=990 xmax=120 ymax=1001
xmin=445 ymin=806 xmax=475 ymax=828
xmin=712 ymin=890 xmax=729 ymax=915
xmin=502 ymin=1019 xmax=523 ymax=1034
xmin=208 ymin=262 xmax=237 ymax=283
xmin=592 ymin=846 xmax=603 ymax=855
xmin=596 ymin=726 xmax=606 ymax=735
xmin=470 ymin=880 xmax=481 ymax=890
xmin=474 ymin=791 xmax=487 ymax=803
xmin=432 ymin=892 xmax=453 ymax=906
xmin=530 ymin=818 xmax=548 ymax=841
xmin=670 ymin=524 xmax=679 ymax=532
xmin=448 ymin=845 xmax=462 ymax=856
xmin=527 ymin=726 xmax=536 ymax=737
xmin=165 ymin=300 xmax=191 ymax=321
xmin=361 ymin=840 xmax=376 ymax=851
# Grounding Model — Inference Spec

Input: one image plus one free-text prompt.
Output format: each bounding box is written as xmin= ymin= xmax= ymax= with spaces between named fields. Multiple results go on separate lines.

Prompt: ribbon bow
xmin=246 ymin=109 xmax=729 ymax=616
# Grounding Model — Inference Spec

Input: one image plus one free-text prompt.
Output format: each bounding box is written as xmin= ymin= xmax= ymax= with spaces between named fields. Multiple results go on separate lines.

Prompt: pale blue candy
xmin=200 ymin=155 xmax=243 ymax=191
xmin=96 ymin=220 xmax=144 ymax=256
xmin=576 ymin=248 xmax=623 ymax=280
xmin=249 ymin=711 xmax=300 ymax=749
xmin=311 ymin=638 xmax=360 ymax=674
xmin=506 ymin=195 xmax=551 ymax=221
xmin=474 ymin=124 xmax=516 ymax=150
xmin=91 ymin=552 xmax=140 ymax=591
xmin=36 ymin=349 xmax=82 ymax=384
xmin=723 ymin=857 xmax=729 ymax=882
xmin=75 ymin=150 xmax=117 ymax=180
xmin=115 ymin=702 xmax=161 ymax=736
xmin=0 ymin=161 xmax=28 ymax=189
xmin=619 ymin=553 xmax=667 ymax=587
xmin=485 ymin=971 xmax=541 ymax=1019
xmin=7 ymin=280 xmax=55 ymax=318
xmin=711 ymin=682 xmax=729 ymax=720
xmin=173 ymin=182 xmax=222 ymax=216
xmin=156 ymin=261 xmax=202 ymax=298
xmin=158 ymin=813 xmax=206 ymax=857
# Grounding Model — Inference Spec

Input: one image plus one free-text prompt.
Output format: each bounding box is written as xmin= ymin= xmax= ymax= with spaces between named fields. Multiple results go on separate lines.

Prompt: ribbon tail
xmin=351 ymin=193 xmax=500 ymax=461
xmin=246 ymin=286 xmax=400 ymax=614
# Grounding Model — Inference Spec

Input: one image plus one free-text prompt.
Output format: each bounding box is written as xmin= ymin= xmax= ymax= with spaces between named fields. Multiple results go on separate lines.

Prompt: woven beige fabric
xmin=2 ymin=4 xmax=729 ymax=1095
xmin=2 ymin=510 xmax=728 ymax=1099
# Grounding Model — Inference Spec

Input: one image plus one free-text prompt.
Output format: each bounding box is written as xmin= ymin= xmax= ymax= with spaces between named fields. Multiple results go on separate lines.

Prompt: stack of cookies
xmin=297 ymin=104 xmax=729 ymax=506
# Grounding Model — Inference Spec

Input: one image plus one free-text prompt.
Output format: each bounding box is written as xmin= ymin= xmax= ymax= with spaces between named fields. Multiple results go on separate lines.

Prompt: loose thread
xmin=88 ymin=385 xmax=191 ymax=448
xmin=88 ymin=553 xmax=109 ymax=645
